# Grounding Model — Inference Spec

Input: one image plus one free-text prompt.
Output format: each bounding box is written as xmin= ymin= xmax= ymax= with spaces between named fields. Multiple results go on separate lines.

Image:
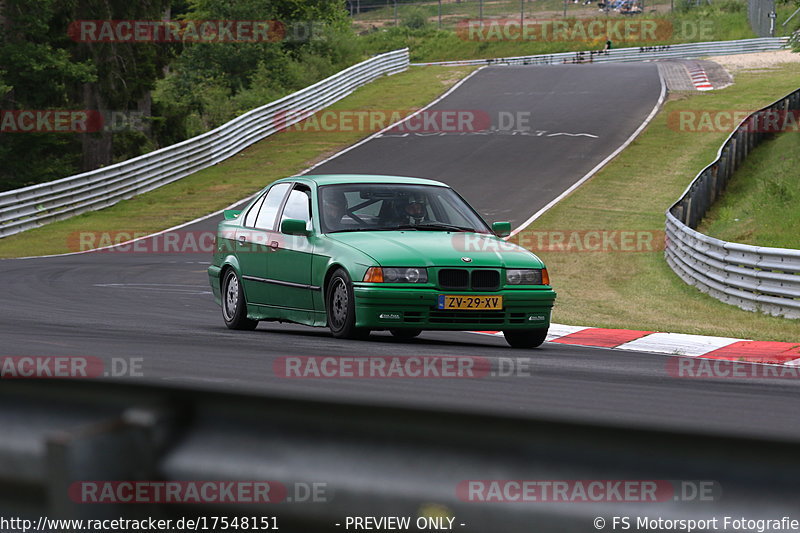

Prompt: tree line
xmin=0 ymin=0 xmax=360 ymax=191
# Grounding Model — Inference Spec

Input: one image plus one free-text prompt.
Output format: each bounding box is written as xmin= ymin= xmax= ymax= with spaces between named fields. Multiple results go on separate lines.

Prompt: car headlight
xmin=506 ymin=268 xmax=548 ymax=285
xmin=363 ymin=267 xmax=428 ymax=283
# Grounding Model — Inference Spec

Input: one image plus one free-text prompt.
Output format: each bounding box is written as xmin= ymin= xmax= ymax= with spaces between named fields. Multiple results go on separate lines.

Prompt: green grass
xmin=357 ymin=0 xmax=769 ymax=62
xmin=524 ymin=62 xmax=800 ymax=341
xmin=0 ymin=66 xmax=475 ymax=259
xmin=698 ymin=130 xmax=800 ymax=249
xmin=356 ymin=0 xmax=681 ymax=27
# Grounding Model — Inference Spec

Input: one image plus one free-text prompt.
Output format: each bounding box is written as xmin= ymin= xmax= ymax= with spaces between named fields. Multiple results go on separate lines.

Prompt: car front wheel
xmin=222 ymin=268 xmax=258 ymax=331
xmin=327 ymin=268 xmax=370 ymax=339
xmin=503 ymin=329 xmax=547 ymax=349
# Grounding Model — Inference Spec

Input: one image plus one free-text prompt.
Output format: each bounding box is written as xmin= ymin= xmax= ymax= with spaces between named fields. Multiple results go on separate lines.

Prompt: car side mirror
xmin=492 ymin=221 xmax=512 ymax=237
xmin=281 ymin=218 xmax=311 ymax=237
xmin=224 ymin=209 xmax=241 ymax=220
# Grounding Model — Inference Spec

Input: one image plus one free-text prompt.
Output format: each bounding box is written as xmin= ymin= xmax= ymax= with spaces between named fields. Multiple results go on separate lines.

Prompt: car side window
xmin=280 ymin=186 xmax=311 ymax=228
xmin=254 ymin=182 xmax=291 ymax=230
xmin=243 ymin=194 xmax=267 ymax=228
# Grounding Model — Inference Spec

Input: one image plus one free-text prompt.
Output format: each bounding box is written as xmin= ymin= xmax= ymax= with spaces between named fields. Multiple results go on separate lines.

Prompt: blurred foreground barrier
xmin=2 ymin=379 xmax=800 ymax=530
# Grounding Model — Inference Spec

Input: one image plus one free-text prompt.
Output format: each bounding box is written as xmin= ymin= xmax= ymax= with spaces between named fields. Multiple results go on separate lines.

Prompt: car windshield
xmin=319 ymin=183 xmax=491 ymax=234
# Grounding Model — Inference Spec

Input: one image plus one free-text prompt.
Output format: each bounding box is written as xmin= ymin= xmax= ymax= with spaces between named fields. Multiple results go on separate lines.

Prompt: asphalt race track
xmin=3 ymin=63 xmax=800 ymax=441
xmin=316 ymin=63 xmax=663 ymax=227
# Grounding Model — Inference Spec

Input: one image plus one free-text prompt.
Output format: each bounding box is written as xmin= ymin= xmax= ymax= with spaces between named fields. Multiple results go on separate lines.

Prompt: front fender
xmin=208 ymin=254 xmax=241 ymax=305
xmin=311 ymin=236 xmax=378 ymax=316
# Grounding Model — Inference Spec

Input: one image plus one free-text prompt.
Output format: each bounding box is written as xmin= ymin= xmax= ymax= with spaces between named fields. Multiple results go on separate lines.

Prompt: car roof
xmin=282 ymin=174 xmax=449 ymax=188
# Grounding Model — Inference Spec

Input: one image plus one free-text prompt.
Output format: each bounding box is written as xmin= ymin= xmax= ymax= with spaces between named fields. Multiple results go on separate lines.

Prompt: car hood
xmin=327 ymin=231 xmax=544 ymax=268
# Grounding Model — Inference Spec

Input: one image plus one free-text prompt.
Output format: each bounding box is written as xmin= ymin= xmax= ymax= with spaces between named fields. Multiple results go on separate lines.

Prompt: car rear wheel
xmin=389 ymin=329 xmax=421 ymax=339
xmin=222 ymin=268 xmax=258 ymax=331
xmin=327 ymin=268 xmax=370 ymax=339
xmin=503 ymin=329 xmax=547 ymax=349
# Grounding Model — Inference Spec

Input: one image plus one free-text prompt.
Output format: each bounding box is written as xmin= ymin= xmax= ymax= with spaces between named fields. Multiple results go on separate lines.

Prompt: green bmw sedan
xmin=208 ymin=175 xmax=556 ymax=348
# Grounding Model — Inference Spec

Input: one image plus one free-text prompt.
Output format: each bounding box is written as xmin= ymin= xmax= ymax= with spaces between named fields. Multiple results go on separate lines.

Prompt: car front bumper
xmin=352 ymin=285 xmax=556 ymax=330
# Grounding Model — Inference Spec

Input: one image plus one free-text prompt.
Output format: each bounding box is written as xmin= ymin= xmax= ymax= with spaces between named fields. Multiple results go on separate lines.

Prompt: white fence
xmin=0 ymin=49 xmax=409 ymax=238
xmin=665 ymin=88 xmax=800 ymax=319
xmin=412 ymin=37 xmax=790 ymax=66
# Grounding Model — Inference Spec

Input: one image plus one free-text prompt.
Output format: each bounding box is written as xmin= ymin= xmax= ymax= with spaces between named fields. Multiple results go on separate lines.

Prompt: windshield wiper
xmin=328 ymin=227 xmax=379 ymax=233
xmin=391 ymin=223 xmax=475 ymax=232
xmin=331 ymin=224 xmax=479 ymax=233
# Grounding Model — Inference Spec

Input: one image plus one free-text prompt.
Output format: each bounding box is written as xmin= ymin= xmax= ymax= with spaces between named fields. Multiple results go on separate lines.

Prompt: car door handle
xmin=238 ymin=235 xmax=247 ymax=244
xmin=270 ymin=241 xmax=280 ymax=250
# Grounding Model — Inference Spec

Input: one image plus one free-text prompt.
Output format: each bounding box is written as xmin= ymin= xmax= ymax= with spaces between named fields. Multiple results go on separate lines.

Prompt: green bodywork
xmin=208 ymin=175 xmax=556 ymax=331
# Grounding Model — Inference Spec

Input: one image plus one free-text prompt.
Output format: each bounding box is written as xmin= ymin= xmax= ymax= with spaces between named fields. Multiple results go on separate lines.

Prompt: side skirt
xmin=247 ymin=303 xmax=325 ymax=327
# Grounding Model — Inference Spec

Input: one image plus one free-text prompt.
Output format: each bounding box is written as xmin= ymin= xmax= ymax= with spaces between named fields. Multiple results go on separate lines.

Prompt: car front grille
xmin=437 ymin=268 xmax=500 ymax=291
xmin=438 ymin=269 xmax=469 ymax=290
xmin=471 ymin=270 xmax=500 ymax=291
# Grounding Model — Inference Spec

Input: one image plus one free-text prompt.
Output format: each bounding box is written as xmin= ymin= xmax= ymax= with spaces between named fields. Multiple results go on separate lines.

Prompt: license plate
xmin=437 ymin=295 xmax=503 ymax=310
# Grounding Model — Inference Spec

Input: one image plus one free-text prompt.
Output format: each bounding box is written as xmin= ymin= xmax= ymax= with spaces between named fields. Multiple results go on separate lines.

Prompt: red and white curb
xmin=686 ymin=63 xmax=713 ymax=91
xmin=474 ymin=325 xmax=800 ymax=365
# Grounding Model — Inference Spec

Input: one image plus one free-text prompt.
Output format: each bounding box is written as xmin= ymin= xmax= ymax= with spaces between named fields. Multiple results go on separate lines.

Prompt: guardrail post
xmin=674 ymin=203 xmax=684 ymax=224
xmin=684 ymin=197 xmax=693 ymax=228
xmin=718 ymin=147 xmax=729 ymax=186
xmin=701 ymin=169 xmax=712 ymax=219
xmin=728 ymin=142 xmax=737 ymax=177
xmin=743 ymin=127 xmax=751 ymax=159
xmin=710 ymin=164 xmax=720 ymax=203
xmin=46 ymin=407 xmax=172 ymax=519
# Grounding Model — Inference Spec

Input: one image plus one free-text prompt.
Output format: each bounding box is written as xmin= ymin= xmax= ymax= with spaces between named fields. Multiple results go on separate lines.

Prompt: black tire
xmin=503 ymin=329 xmax=548 ymax=349
xmin=326 ymin=268 xmax=370 ymax=339
xmin=221 ymin=268 xmax=258 ymax=331
xmin=389 ymin=329 xmax=422 ymax=340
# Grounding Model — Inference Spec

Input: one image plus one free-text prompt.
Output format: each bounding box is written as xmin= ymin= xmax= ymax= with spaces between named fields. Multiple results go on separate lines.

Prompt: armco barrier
xmin=665 ymin=88 xmax=800 ymax=319
xmin=3 ymin=379 xmax=800 ymax=527
xmin=412 ymin=36 xmax=789 ymax=66
xmin=0 ymin=49 xmax=409 ymax=238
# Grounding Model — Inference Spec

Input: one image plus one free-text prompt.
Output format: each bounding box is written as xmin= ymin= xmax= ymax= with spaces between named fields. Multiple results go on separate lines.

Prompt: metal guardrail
xmin=411 ymin=36 xmax=790 ymax=66
xmin=0 ymin=49 xmax=410 ymax=239
xmin=665 ymin=88 xmax=800 ymax=319
xmin=4 ymin=379 xmax=800 ymax=529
